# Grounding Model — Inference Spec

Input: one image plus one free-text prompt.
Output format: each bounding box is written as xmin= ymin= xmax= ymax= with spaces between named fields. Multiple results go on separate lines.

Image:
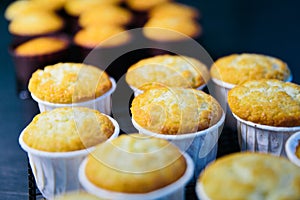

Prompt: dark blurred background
xmin=0 ymin=0 xmax=300 ymax=199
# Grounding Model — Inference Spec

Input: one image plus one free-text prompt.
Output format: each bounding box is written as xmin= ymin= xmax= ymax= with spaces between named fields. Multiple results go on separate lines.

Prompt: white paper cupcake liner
xmin=31 ymin=78 xmax=116 ymax=115
xmin=19 ymin=115 xmax=120 ymax=199
xmin=78 ymin=152 xmax=194 ymax=200
xmin=132 ymin=112 xmax=225 ymax=180
xmin=233 ymin=113 xmax=300 ymax=157
xmin=129 ymin=83 xmax=207 ymax=97
xmin=285 ymin=131 xmax=300 ymax=167
xmin=211 ymin=74 xmax=293 ymax=130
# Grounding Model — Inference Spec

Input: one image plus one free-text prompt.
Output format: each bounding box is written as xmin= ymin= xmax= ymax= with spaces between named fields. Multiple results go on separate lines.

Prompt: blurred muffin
xmin=211 ymin=53 xmax=291 ymax=85
xmin=149 ymin=2 xmax=200 ymax=19
xmin=54 ymin=191 xmax=104 ymax=200
xmin=125 ymin=54 xmax=210 ymax=93
xmin=31 ymin=0 xmax=67 ymax=12
xmin=64 ymin=0 xmax=122 ymax=17
xmin=22 ymin=107 xmax=116 ymax=152
xmin=78 ymin=5 xmax=132 ymax=28
xmin=196 ymin=152 xmax=300 ymax=200
xmin=73 ymin=25 xmax=131 ymax=61
xmin=131 ymin=86 xmax=223 ymax=134
xmin=28 ymin=62 xmax=112 ymax=104
xmin=5 ymin=0 xmax=45 ymax=21
xmin=84 ymin=134 xmax=187 ymax=193
xmin=9 ymin=11 xmax=64 ymax=44
xmin=143 ymin=16 xmax=201 ymax=41
xmin=125 ymin=0 xmax=171 ymax=12
xmin=10 ymin=36 xmax=70 ymax=99
xmin=228 ymin=79 xmax=300 ymax=127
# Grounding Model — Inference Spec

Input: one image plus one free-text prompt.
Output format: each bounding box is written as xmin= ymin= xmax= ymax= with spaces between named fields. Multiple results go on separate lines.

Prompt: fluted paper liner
xmin=285 ymin=131 xmax=300 ymax=167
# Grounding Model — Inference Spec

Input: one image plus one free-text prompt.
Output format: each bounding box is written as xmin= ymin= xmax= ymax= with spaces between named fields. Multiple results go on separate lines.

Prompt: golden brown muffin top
xmin=228 ymin=79 xmax=300 ymax=127
xmin=31 ymin=0 xmax=66 ymax=11
xmin=85 ymin=134 xmax=186 ymax=193
xmin=143 ymin=17 xmax=201 ymax=41
xmin=126 ymin=54 xmax=209 ymax=89
xmin=15 ymin=37 xmax=68 ymax=56
xmin=210 ymin=53 xmax=290 ymax=85
xmin=131 ymin=87 xmax=223 ymax=134
xmin=28 ymin=62 xmax=112 ymax=103
xmin=197 ymin=152 xmax=300 ymax=200
xmin=9 ymin=11 xmax=63 ymax=36
xmin=125 ymin=0 xmax=171 ymax=11
xmin=64 ymin=0 xmax=122 ymax=17
xmin=22 ymin=107 xmax=115 ymax=152
xmin=74 ymin=25 xmax=130 ymax=48
xmin=149 ymin=2 xmax=200 ymax=19
xmin=5 ymin=0 xmax=46 ymax=21
xmin=79 ymin=5 xmax=132 ymax=27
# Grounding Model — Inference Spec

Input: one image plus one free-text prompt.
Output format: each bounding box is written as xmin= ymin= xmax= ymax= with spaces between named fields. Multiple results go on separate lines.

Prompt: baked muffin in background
xmin=73 ymin=25 xmax=131 ymax=61
xmin=80 ymin=134 xmax=192 ymax=197
xmin=28 ymin=62 xmax=112 ymax=104
xmin=125 ymin=54 xmax=210 ymax=95
xmin=211 ymin=53 xmax=291 ymax=85
xmin=8 ymin=11 xmax=64 ymax=44
xmin=10 ymin=35 xmax=70 ymax=99
xmin=196 ymin=152 xmax=300 ymax=200
xmin=78 ymin=5 xmax=133 ymax=28
xmin=228 ymin=79 xmax=300 ymax=156
xmin=149 ymin=2 xmax=200 ymax=20
xmin=22 ymin=107 xmax=116 ymax=152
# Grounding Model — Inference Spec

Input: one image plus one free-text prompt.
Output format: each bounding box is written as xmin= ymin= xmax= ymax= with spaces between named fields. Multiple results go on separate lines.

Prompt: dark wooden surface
xmin=1 ymin=0 xmax=300 ymax=199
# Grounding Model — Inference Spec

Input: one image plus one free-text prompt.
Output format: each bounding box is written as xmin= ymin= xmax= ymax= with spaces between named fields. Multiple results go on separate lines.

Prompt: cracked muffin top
xmin=22 ymin=107 xmax=115 ymax=152
xmin=28 ymin=62 xmax=112 ymax=103
xmin=228 ymin=79 xmax=300 ymax=127
xmin=210 ymin=53 xmax=291 ymax=85
xmin=131 ymin=86 xmax=223 ymax=134
xmin=126 ymin=54 xmax=209 ymax=90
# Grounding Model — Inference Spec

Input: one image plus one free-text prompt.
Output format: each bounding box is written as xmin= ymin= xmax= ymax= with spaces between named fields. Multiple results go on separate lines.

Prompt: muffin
xmin=78 ymin=5 xmax=133 ymax=28
xmin=28 ymin=62 xmax=116 ymax=114
xmin=149 ymin=2 xmax=200 ymax=19
xmin=8 ymin=11 xmax=64 ymax=44
xmin=22 ymin=107 xmax=116 ymax=151
xmin=19 ymin=107 xmax=120 ymax=199
xmin=228 ymin=79 xmax=300 ymax=156
xmin=4 ymin=0 xmax=46 ymax=21
xmin=196 ymin=152 xmax=300 ymax=200
xmin=143 ymin=16 xmax=201 ymax=42
xmin=211 ymin=53 xmax=291 ymax=85
xmin=73 ymin=25 xmax=131 ymax=61
xmin=125 ymin=0 xmax=171 ymax=12
xmin=79 ymin=134 xmax=194 ymax=199
xmin=10 ymin=35 xmax=70 ymax=99
xmin=285 ymin=131 xmax=300 ymax=167
xmin=125 ymin=54 xmax=210 ymax=96
xmin=131 ymin=86 xmax=225 ymax=179
xmin=210 ymin=53 xmax=292 ymax=130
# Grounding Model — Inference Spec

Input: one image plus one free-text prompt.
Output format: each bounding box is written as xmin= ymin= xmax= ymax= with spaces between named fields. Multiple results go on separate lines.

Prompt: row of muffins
xmin=6 ymin=0 xmax=203 ymax=99
xmin=20 ymin=52 xmax=300 ymax=199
